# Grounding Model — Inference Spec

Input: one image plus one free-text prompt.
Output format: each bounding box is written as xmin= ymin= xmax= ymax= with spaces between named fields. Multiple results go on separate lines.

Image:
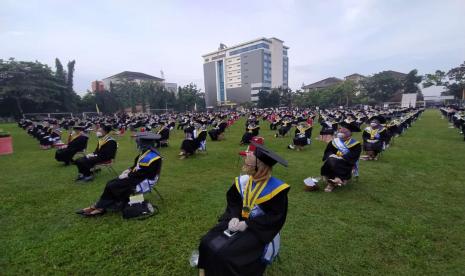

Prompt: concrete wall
xmin=203 ymin=62 xmax=218 ymax=107
xmin=270 ymin=38 xmax=284 ymax=88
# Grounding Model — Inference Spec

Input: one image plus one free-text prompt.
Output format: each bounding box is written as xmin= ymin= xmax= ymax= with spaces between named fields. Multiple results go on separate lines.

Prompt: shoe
xmin=76 ymin=206 xmax=96 ymax=214
xmin=82 ymin=208 xmax=106 ymax=217
xmin=82 ymin=176 xmax=94 ymax=182
xmin=75 ymin=174 xmax=84 ymax=181
xmin=324 ymin=183 xmax=335 ymax=192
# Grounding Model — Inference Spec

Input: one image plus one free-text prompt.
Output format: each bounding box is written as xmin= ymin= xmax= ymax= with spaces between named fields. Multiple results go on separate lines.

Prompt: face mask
xmin=336 ymin=132 xmax=345 ymax=139
xmin=71 ymin=131 xmax=76 ymax=135
xmin=370 ymin=123 xmax=377 ymax=128
xmin=96 ymin=131 xmax=103 ymax=137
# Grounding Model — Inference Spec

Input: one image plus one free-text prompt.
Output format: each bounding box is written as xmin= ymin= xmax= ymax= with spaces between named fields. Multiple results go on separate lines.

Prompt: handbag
xmin=122 ymin=200 xmax=159 ymax=220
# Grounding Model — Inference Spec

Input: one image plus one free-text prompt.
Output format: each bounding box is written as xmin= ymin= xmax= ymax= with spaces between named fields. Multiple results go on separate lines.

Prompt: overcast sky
xmin=1 ymin=0 xmax=464 ymax=96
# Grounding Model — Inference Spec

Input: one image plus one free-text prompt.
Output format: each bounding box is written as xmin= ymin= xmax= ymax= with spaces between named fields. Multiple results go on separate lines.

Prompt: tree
xmin=279 ymin=87 xmax=292 ymax=107
xmin=424 ymin=61 xmax=465 ymax=99
xmin=360 ymin=71 xmax=403 ymax=103
xmin=402 ymin=69 xmax=422 ymax=94
xmin=66 ymin=60 xmax=75 ymax=92
xmin=55 ymin=58 xmax=66 ymax=84
xmin=0 ymin=58 xmax=63 ymax=116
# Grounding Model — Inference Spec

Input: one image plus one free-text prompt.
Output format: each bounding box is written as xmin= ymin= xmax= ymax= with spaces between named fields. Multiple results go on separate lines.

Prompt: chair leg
xmin=154 ymin=187 xmax=164 ymax=201
xmin=108 ymin=166 xmax=118 ymax=176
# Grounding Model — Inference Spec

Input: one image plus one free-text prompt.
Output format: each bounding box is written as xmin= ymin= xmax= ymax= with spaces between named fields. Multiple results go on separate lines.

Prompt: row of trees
xmin=80 ymin=82 xmax=205 ymax=114
xmin=257 ymin=69 xmax=424 ymax=108
xmin=0 ymin=58 xmax=80 ymax=117
xmin=0 ymin=58 xmax=205 ymax=117
xmin=423 ymin=61 xmax=465 ymax=99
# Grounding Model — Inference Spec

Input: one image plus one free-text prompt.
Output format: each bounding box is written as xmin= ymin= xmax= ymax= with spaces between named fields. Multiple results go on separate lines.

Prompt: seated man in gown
xmin=76 ymin=132 xmax=162 ymax=217
xmin=55 ymin=125 xmax=88 ymax=165
xmin=362 ymin=116 xmax=387 ymax=160
xmin=288 ymin=121 xmax=312 ymax=151
xmin=320 ymin=122 xmax=361 ymax=192
xmin=197 ymin=143 xmax=290 ymax=276
xmin=74 ymin=125 xmax=117 ymax=182
xmin=240 ymin=122 xmax=260 ymax=145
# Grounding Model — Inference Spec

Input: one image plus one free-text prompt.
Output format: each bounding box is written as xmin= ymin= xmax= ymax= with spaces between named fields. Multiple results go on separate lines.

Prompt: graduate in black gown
xmin=76 ymin=132 xmax=162 ymax=217
xmin=197 ymin=144 xmax=290 ymax=276
xmin=362 ymin=116 xmax=388 ymax=160
xmin=155 ymin=121 xmax=170 ymax=147
xmin=240 ymin=122 xmax=260 ymax=145
xmin=179 ymin=122 xmax=196 ymax=158
xmin=320 ymin=123 xmax=361 ymax=192
xmin=74 ymin=125 xmax=117 ymax=182
xmin=288 ymin=121 xmax=312 ymax=151
xmin=55 ymin=125 xmax=89 ymax=165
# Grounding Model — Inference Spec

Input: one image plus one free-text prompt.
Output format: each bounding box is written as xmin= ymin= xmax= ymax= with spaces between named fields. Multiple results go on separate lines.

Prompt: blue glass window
xmin=230 ymin=43 xmax=270 ymax=56
xmin=217 ymin=60 xmax=225 ymax=102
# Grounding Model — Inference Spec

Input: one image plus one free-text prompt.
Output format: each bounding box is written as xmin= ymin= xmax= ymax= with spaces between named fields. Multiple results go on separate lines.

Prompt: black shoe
xmin=82 ymin=175 xmax=94 ymax=182
xmin=75 ymin=175 xmax=85 ymax=181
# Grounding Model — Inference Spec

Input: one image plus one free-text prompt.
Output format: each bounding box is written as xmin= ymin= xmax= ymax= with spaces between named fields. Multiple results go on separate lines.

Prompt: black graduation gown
xmin=240 ymin=126 xmax=260 ymax=144
xmin=321 ymin=140 xmax=361 ymax=180
xmin=293 ymin=127 xmax=312 ymax=146
xmin=181 ymin=127 xmax=196 ymax=155
xmin=55 ymin=135 xmax=88 ymax=163
xmin=95 ymin=149 xmax=162 ymax=209
xmin=198 ymin=183 xmax=289 ymax=276
xmin=75 ymin=137 xmax=117 ymax=176
xmin=362 ymin=127 xmax=387 ymax=153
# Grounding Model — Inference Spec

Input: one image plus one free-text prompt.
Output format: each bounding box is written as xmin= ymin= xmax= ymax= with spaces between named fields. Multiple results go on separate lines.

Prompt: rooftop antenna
xmin=218 ymin=43 xmax=227 ymax=50
xmin=160 ymin=69 xmax=165 ymax=81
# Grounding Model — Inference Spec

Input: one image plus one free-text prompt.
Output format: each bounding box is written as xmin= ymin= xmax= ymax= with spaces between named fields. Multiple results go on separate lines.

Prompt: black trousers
xmin=75 ymin=156 xmax=102 ymax=176
xmin=95 ymin=178 xmax=139 ymax=209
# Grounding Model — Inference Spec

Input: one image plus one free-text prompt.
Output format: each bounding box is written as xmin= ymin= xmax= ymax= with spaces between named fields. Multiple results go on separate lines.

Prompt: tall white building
xmin=202 ymin=37 xmax=289 ymax=107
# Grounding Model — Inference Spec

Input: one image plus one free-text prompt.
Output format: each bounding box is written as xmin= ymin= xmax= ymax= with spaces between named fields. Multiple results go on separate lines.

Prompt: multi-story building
xmin=202 ymin=37 xmax=289 ymax=107
xmin=101 ymin=71 xmax=164 ymax=89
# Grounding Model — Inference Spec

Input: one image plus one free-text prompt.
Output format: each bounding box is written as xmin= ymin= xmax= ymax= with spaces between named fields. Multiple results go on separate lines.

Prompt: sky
xmin=1 ymin=0 xmax=464 ymax=97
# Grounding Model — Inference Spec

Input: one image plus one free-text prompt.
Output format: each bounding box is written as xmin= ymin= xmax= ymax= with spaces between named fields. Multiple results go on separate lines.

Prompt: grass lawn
xmin=1 ymin=109 xmax=464 ymax=275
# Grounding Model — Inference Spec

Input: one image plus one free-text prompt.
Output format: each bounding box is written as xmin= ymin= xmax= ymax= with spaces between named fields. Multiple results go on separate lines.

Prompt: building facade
xmin=91 ymin=80 xmax=105 ymax=92
xmin=202 ymin=37 xmax=289 ymax=107
xmin=101 ymin=71 xmax=164 ymax=90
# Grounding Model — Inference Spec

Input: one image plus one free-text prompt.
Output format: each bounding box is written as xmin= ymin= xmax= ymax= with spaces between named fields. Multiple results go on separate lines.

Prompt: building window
xmin=229 ymin=42 xmax=270 ymax=56
xmin=217 ymin=60 xmax=225 ymax=102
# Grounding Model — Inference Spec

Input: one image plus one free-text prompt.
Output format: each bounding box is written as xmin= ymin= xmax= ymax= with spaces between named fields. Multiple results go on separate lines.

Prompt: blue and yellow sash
xmin=132 ymin=150 xmax=161 ymax=172
xmin=332 ymin=137 xmax=359 ymax=157
xmin=235 ymin=175 xmax=289 ymax=219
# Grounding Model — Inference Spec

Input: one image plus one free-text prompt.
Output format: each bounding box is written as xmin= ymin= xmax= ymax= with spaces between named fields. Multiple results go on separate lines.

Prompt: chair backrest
xmin=262 ymin=233 xmax=280 ymax=265
xmin=135 ymin=159 xmax=163 ymax=194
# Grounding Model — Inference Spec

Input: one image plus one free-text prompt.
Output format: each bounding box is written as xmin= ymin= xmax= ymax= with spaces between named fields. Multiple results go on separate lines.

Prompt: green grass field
xmin=1 ymin=109 xmax=464 ymax=275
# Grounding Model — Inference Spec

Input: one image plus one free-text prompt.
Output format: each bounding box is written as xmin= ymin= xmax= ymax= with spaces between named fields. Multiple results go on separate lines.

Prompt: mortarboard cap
xmin=371 ymin=115 xmax=386 ymax=124
xmin=339 ymin=121 xmax=361 ymax=132
xmin=135 ymin=132 xmax=161 ymax=140
xmin=252 ymin=142 xmax=288 ymax=167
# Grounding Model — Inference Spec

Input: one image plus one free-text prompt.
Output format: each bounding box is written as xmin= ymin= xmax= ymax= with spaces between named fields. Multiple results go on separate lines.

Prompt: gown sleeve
xmin=322 ymin=142 xmax=336 ymax=161
xmin=219 ymin=184 xmax=243 ymax=223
